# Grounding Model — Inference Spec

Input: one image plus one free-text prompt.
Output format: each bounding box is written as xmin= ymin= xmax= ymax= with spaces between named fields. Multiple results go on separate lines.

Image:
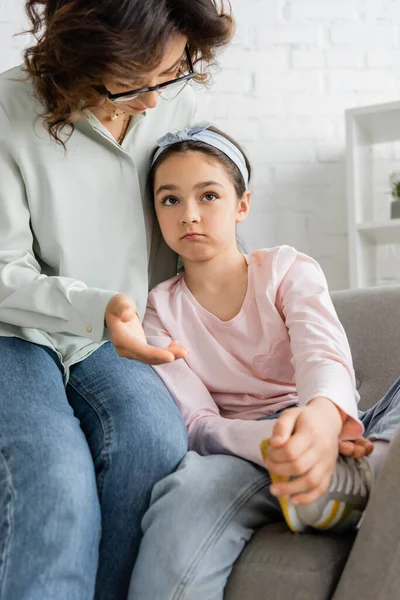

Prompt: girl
xmin=0 ymin=2 xmax=233 ymax=599
xmin=128 ymin=123 xmax=400 ymax=599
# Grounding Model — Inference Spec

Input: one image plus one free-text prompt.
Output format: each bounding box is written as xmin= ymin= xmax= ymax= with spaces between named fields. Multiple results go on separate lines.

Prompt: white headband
xmin=151 ymin=122 xmax=249 ymax=189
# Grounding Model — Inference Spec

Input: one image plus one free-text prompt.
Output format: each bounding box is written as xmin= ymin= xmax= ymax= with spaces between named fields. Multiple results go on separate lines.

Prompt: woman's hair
xmin=149 ymin=126 xmax=252 ymax=199
xmin=23 ymin=0 xmax=234 ymax=144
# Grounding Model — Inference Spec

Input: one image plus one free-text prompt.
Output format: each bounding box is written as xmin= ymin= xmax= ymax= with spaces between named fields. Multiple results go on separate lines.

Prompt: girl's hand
xmin=105 ymin=294 xmax=188 ymax=365
xmin=263 ymin=398 xmax=343 ymax=506
xmin=339 ymin=437 xmax=374 ymax=459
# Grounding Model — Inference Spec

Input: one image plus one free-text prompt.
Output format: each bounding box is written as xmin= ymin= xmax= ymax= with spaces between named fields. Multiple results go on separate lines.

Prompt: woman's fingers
xmin=167 ymin=340 xmax=189 ymax=359
xmin=115 ymin=338 xmax=189 ymax=365
xmin=115 ymin=345 xmax=175 ymax=365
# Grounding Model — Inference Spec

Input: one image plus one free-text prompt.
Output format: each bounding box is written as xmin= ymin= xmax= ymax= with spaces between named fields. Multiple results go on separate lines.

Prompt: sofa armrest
xmin=332 ymin=426 xmax=400 ymax=599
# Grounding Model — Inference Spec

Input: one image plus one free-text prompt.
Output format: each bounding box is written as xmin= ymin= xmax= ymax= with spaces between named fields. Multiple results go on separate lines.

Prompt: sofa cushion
xmin=225 ymin=522 xmax=355 ymax=600
xmin=331 ymin=285 xmax=400 ymax=411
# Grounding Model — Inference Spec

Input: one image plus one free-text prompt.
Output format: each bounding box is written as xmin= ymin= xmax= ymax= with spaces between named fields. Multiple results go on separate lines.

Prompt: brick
xmin=259 ymin=117 xmax=334 ymax=140
xmin=257 ymin=25 xmax=322 ymax=46
xmin=367 ymin=49 xmax=400 ymax=68
xmin=285 ymin=92 xmax=358 ymax=116
xmin=231 ymin=22 xmax=255 ymax=49
xmin=211 ymin=69 xmax=253 ymax=94
xmin=362 ymin=0 xmax=400 ymax=21
xmin=213 ymin=117 xmax=260 ymax=142
xmin=248 ymin=140 xmax=315 ymax=164
xmin=196 ymin=92 xmax=285 ymax=120
xmin=274 ymin=163 xmax=342 ymax=186
xmin=250 ymin=164 xmax=275 ymax=186
xmin=233 ymin=1 xmax=281 ymax=25
xmin=326 ymin=49 xmax=365 ymax=68
xmin=291 ymin=50 xmax=325 ymax=68
xmin=329 ymin=70 xmax=395 ymax=92
xmin=257 ymin=70 xmax=322 ymax=93
xmin=317 ymin=143 xmax=346 ymax=163
xmin=288 ymin=1 xmax=357 ymax=20
xmin=330 ymin=24 xmax=396 ymax=47
xmin=220 ymin=48 xmax=288 ymax=72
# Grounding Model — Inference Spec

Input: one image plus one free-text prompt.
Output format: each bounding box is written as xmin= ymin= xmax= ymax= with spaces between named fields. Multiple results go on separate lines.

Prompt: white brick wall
xmin=2 ymin=1 xmax=400 ymax=289
xmin=195 ymin=0 xmax=400 ymax=289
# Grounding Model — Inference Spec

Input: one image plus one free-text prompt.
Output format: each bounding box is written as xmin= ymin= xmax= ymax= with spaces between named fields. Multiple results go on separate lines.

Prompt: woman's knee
xmin=104 ymin=366 xmax=188 ymax=477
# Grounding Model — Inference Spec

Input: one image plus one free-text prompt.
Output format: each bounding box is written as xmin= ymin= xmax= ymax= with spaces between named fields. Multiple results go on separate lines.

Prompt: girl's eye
xmin=161 ymin=196 xmax=179 ymax=206
xmin=203 ymin=193 xmax=218 ymax=202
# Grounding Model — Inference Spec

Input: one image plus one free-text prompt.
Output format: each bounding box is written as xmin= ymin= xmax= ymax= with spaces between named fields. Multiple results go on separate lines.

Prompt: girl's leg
xmin=66 ymin=342 xmax=188 ymax=600
xmin=0 ymin=337 xmax=100 ymax=600
xmin=128 ymin=451 xmax=282 ymax=600
xmin=360 ymin=375 xmax=400 ymax=471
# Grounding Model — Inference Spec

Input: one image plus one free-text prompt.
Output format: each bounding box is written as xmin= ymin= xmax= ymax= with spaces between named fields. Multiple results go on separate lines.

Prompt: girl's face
xmin=153 ymin=151 xmax=250 ymax=263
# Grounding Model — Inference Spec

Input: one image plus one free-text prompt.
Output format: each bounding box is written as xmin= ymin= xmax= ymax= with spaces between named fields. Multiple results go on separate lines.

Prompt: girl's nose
xmin=180 ymin=208 xmax=200 ymax=225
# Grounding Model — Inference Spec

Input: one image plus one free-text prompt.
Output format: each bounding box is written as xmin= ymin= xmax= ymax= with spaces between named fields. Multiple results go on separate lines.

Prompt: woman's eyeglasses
xmin=106 ymin=45 xmax=195 ymax=104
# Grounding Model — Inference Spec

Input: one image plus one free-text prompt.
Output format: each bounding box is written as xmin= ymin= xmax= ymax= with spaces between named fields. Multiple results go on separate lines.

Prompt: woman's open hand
xmin=105 ymin=294 xmax=188 ymax=365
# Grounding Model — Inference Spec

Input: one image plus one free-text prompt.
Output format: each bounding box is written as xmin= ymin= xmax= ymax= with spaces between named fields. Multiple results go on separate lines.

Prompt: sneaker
xmin=260 ymin=438 xmax=373 ymax=533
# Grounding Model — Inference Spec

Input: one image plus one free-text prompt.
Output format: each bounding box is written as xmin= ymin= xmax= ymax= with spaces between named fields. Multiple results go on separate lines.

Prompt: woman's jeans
xmin=129 ymin=376 xmax=400 ymax=600
xmin=0 ymin=336 xmax=187 ymax=600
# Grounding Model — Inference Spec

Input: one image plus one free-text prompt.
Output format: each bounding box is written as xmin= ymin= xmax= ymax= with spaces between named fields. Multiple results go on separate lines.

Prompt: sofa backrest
xmin=331 ymin=285 xmax=400 ymax=411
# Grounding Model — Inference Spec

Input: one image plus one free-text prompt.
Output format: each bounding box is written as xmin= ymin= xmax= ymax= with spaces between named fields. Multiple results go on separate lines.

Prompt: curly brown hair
xmin=23 ymin=0 xmax=234 ymax=144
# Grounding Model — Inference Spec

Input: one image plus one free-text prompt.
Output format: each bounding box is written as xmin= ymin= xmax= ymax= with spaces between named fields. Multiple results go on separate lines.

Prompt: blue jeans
xmin=129 ymin=376 xmax=400 ymax=600
xmin=0 ymin=337 xmax=187 ymax=600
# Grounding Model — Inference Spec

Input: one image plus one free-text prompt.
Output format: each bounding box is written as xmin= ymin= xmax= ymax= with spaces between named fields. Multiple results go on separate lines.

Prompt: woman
xmin=0 ymin=1 xmax=233 ymax=599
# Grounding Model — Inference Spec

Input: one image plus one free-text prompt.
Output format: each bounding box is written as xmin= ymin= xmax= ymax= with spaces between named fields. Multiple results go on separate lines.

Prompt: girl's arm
xmin=144 ymin=300 xmax=275 ymax=466
xmin=275 ymin=247 xmax=363 ymax=440
xmin=265 ymin=248 xmax=364 ymax=504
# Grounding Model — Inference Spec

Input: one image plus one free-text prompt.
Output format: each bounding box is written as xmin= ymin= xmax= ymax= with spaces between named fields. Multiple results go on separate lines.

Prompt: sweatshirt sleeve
xmin=144 ymin=297 xmax=275 ymax=466
xmin=0 ymin=103 xmax=117 ymax=342
xmin=275 ymin=247 xmax=364 ymax=439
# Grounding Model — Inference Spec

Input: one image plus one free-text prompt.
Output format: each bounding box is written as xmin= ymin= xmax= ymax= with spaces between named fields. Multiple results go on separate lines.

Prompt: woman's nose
xmin=139 ymin=90 xmax=159 ymax=109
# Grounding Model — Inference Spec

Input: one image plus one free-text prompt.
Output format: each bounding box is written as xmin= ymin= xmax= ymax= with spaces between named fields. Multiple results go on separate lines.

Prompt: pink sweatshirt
xmin=143 ymin=246 xmax=364 ymax=467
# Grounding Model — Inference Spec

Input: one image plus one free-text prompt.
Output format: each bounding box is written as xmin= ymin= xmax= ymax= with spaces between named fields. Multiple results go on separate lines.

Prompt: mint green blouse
xmin=0 ymin=66 xmax=196 ymax=377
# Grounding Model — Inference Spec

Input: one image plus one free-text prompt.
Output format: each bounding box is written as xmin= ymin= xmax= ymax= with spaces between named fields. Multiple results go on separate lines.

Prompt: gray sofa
xmin=225 ymin=285 xmax=400 ymax=600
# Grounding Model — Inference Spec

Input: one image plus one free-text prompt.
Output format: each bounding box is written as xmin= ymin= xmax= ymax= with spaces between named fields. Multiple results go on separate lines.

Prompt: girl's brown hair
xmin=23 ymin=0 xmax=234 ymax=144
xmin=149 ymin=126 xmax=252 ymax=199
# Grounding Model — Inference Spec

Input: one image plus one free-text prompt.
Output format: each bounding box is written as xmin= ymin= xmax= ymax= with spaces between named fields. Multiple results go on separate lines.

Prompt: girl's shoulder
xmin=247 ymin=246 xmax=324 ymax=290
xmin=247 ymin=245 xmax=299 ymax=272
xmin=148 ymin=273 xmax=184 ymax=304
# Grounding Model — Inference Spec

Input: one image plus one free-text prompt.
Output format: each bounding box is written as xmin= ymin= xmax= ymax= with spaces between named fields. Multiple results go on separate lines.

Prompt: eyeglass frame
xmin=106 ymin=44 xmax=195 ymax=103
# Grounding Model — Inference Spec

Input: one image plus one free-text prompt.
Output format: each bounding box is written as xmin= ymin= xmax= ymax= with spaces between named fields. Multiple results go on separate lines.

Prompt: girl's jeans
xmin=0 ymin=337 xmax=187 ymax=600
xmin=129 ymin=376 xmax=400 ymax=600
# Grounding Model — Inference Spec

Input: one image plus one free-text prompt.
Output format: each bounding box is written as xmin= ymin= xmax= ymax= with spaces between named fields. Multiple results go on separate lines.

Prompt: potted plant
xmin=389 ymin=172 xmax=400 ymax=219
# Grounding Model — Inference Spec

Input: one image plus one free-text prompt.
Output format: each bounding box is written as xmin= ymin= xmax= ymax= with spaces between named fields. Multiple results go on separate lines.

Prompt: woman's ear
xmin=236 ymin=191 xmax=251 ymax=223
